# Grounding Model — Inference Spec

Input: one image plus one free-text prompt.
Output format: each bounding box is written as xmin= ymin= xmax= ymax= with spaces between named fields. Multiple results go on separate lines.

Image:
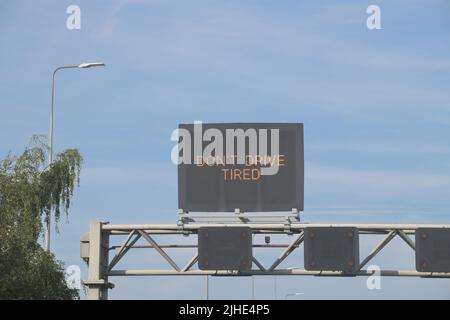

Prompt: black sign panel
xmin=416 ymin=228 xmax=450 ymax=272
xmin=177 ymin=123 xmax=304 ymax=212
xmin=198 ymin=227 xmax=252 ymax=270
xmin=304 ymin=227 xmax=360 ymax=273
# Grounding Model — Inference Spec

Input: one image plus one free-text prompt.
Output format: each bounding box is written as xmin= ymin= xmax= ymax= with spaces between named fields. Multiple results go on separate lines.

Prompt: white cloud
xmin=307 ymin=163 xmax=450 ymax=196
xmin=81 ymin=162 xmax=176 ymax=186
xmin=309 ymin=141 xmax=450 ymax=155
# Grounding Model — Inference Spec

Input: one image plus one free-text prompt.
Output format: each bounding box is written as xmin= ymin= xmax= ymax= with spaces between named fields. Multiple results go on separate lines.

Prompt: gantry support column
xmin=84 ymin=221 xmax=113 ymax=300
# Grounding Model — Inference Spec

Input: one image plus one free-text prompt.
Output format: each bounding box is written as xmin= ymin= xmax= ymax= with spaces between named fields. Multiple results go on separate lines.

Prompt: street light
xmin=285 ymin=292 xmax=304 ymax=300
xmin=44 ymin=62 xmax=105 ymax=252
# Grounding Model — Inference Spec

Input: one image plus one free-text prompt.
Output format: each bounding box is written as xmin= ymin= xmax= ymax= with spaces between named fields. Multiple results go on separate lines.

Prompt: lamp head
xmin=78 ymin=62 xmax=105 ymax=68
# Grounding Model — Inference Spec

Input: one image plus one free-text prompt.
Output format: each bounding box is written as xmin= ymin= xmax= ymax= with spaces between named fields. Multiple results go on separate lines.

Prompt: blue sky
xmin=1 ymin=0 xmax=450 ymax=299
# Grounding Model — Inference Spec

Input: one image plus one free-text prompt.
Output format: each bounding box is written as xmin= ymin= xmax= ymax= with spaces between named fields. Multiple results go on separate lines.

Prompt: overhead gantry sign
xmin=81 ymin=123 xmax=450 ymax=299
xmin=81 ymin=221 xmax=450 ymax=300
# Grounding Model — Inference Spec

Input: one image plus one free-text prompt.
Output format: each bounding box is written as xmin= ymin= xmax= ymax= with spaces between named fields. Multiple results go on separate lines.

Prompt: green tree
xmin=0 ymin=136 xmax=82 ymax=299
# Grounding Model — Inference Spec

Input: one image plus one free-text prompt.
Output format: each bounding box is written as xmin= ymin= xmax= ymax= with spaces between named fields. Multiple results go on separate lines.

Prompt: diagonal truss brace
xmin=138 ymin=230 xmax=181 ymax=272
xmin=268 ymin=232 xmax=304 ymax=271
xmin=108 ymin=230 xmax=141 ymax=271
xmin=357 ymin=229 xmax=417 ymax=271
xmin=182 ymin=254 xmax=198 ymax=272
xmin=252 ymin=257 xmax=266 ymax=271
xmin=397 ymin=230 xmax=415 ymax=250
xmin=358 ymin=230 xmax=397 ymax=271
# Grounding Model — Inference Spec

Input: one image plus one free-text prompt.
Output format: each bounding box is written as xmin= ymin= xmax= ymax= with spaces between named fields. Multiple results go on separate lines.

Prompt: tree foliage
xmin=0 ymin=136 xmax=82 ymax=299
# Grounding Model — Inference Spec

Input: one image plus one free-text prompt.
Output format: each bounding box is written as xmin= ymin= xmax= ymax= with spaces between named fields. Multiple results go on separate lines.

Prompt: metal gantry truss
xmin=81 ymin=221 xmax=450 ymax=300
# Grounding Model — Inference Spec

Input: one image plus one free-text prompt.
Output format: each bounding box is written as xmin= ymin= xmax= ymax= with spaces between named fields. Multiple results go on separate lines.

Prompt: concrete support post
xmin=86 ymin=221 xmax=111 ymax=300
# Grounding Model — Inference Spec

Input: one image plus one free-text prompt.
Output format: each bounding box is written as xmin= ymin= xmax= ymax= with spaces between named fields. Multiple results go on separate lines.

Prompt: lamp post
xmin=44 ymin=62 xmax=105 ymax=252
xmin=252 ymin=276 xmax=255 ymax=300
xmin=274 ymin=276 xmax=277 ymax=300
xmin=205 ymin=275 xmax=209 ymax=300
